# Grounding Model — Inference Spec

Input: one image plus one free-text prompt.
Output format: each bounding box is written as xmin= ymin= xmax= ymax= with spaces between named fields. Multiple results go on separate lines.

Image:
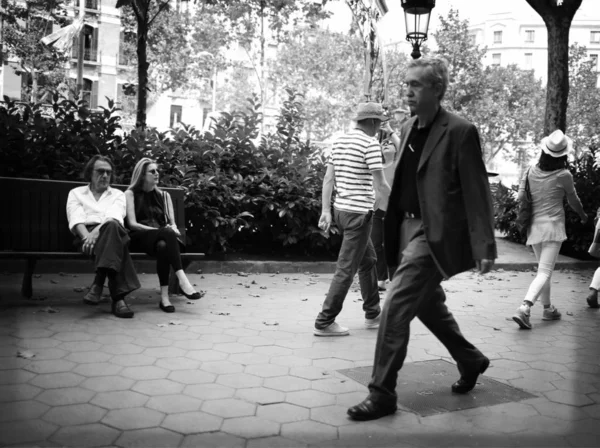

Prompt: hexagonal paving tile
xmin=91 ymin=390 xmax=149 ymax=409
xmin=186 ymin=350 xmax=229 ymax=362
xmin=110 ymin=354 xmax=157 ymax=367
xmin=0 ymin=400 xmax=49 ymax=422
xmin=282 ymin=420 xmax=338 ymax=444
xmin=221 ymin=416 xmax=280 ymax=439
xmin=184 ymin=383 xmax=235 ymax=400
xmin=245 ymin=364 xmax=289 ymax=378
xmin=235 ymin=387 xmax=286 ymax=405
xmin=43 ymin=403 xmax=107 ymax=426
xmin=80 ymin=375 xmax=135 ymax=392
xmin=216 ymin=373 xmax=262 ymax=389
xmin=289 ymin=366 xmax=329 ymax=380
xmin=286 ymin=390 xmax=335 ymax=408
xmin=59 ymin=341 xmax=102 ymax=352
xmin=102 ymin=344 xmax=145 ymax=356
xmin=116 ymin=427 xmax=183 ymax=448
xmin=544 ymin=389 xmax=595 ymax=407
xmin=202 ymin=398 xmax=256 ymax=418
xmin=181 ymin=432 xmax=245 ymax=448
xmin=30 ymin=372 xmax=85 ymax=389
xmin=73 ymin=362 xmax=123 ymax=377
xmin=25 ymin=347 xmax=69 ymax=360
xmin=201 ymin=361 xmax=244 ymax=375
xmin=156 ymin=357 xmax=201 ymax=371
xmin=264 ymin=376 xmax=311 ymax=392
xmin=146 ymin=394 xmax=203 ymax=414
xmin=246 ymin=436 xmax=309 ymax=448
xmin=311 ymin=405 xmax=356 ymax=427
xmin=36 ymin=387 xmax=96 ymax=406
xmin=120 ymin=366 xmax=169 ymax=381
xmin=168 ymin=369 xmax=216 ymax=385
xmin=65 ymin=351 xmax=113 ymax=364
xmin=24 ymin=359 xmax=76 ymax=374
xmin=102 ymin=407 xmax=165 ymax=430
xmin=0 ymin=383 xmax=41 ymax=402
xmin=0 ymin=369 xmax=36 ymax=385
xmin=228 ymin=352 xmax=271 ymax=365
xmin=161 ymin=411 xmax=223 ymax=434
xmin=0 ymin=419 xmax=58 ymax=446
xmin=256 ymin=403 xmax=309 ymax=423
xmin=311 ymin=378 xmax=361 ymax=394
xmin=49 ymin=423 xmax=120 ymax=447
xmin=143 ymin=346 xmax=187 ymax=358
xmin=132 ymin=378 xmax=185 ymax=396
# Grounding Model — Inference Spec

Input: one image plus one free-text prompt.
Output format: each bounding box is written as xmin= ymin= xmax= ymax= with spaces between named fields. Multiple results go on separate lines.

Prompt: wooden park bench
xmin=0 ymin=177 xmax=204 ymax=298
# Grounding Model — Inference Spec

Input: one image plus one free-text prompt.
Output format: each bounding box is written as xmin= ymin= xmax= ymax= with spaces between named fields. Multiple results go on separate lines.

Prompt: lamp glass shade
xmin=401 ymin=0 xmax=435 ymax=45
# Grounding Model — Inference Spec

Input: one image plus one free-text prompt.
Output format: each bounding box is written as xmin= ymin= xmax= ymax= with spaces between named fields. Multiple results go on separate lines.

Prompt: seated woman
xmin=125 ymin=158 xmax=201 ymax=313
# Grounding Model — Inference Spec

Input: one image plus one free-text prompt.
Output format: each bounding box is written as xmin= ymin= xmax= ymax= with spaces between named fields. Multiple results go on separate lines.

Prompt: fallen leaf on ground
xmin=73 ymin=287 xmax=84 ymax=293
xmin=17 ymin=350 xmax=35 ymax=359
xmin=417 ymin=390 xmax=434 ymax=396
xmin=260 ymin=286 xmax=267 ymax=290
xmin=37 ymin=307 xmax=58 ymax=313
xmin=211 ymin=311 xmax=230 ymax=316
xmin=196 ymin=269 xmax=203 ymax=274
xmin=251 ymin=280 xmax=257 ymax=285
xmin=157 ymin=323 xmax=167 ymax=327
xmin=493 ymin=327 xmax=501 ymax=331
xmin=237 ymin=272 xmax=249 ymax=277
xmin=50 ymin=279 xmax=58 ymax=284
xmin=186 ymin=301 xmax=195 ymax=304
xmin=566 ymin=311 xmax=573 ymax=316
xmin=169 ymin=320 xmax=182 ymax=325
xmin=34 ymin=274 xmax=41 ymax=278
xmin=301 ymin=298 xmax=308 ymax=301
xmin=233 ymin=304 xmax=242 ymax=307
xmin=263 ymin=321 xmax=279 ymax=326
xmin=250 ymin=294 xmax=260 ymax=298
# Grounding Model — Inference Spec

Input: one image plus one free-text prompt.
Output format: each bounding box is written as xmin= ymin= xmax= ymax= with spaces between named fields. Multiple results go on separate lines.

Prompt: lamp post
xmin=400 ymin=0 xmax=435 ymax=59
xmin=198 ymin=51 xmax=217 ymax=112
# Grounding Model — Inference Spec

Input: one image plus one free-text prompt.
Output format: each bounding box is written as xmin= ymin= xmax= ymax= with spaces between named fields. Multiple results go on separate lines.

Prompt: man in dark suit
xmin=348 ymin=57 xmax=497 ymax=421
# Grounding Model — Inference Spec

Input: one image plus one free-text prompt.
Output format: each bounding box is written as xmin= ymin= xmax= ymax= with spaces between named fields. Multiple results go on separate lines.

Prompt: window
xmin=591 ymin=54 xmax=599 ymax=71
xmin=492 ymin=53 xmax=501 ymax=66
xmin=77 ymin=0 xmax=99 ymax=10
xmin=170 ymin=105 xmax=183 ymax=128
xmin=72 ymin=25 xmax=98 ymax=62
xmin=119 ymin=31 xmax=136 ymax=66
xmin=81 ymin=78 xmax=98 ymax=109
xmin=525 ymin=30 xmax=535 ymax=43
xmin=591 ymin=31 xmax=600 ymax=43
xmin=494 ymin=31 xmax=502 ymax=44
xmin=469 ymin=33 xmax=477 ymax=45
xmin=525 ymin=53 xmax=533 ymax=69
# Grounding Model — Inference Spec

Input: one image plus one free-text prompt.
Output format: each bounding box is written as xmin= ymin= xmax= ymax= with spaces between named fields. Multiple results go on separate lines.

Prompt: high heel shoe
xmin=159 ymin=301 xmax=175 ymax=313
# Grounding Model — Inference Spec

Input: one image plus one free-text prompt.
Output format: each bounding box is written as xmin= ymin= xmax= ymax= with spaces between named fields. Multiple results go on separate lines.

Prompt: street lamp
xmin=198 ymin=51 xmax=217 ymax=112
xmin=400 ymin=0 xmax=435 ymax=59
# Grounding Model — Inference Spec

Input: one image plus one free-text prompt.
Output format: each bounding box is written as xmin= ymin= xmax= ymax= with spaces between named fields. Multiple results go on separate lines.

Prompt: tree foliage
xmin=0 ymin=0 xmax=71 ymax=102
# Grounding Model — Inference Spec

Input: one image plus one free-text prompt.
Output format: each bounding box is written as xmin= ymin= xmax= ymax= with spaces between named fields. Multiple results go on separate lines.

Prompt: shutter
xmin=91 ymin=81 xmax=98 ymax=109
xmin=92 ymin=27 xmax=99 ymax=62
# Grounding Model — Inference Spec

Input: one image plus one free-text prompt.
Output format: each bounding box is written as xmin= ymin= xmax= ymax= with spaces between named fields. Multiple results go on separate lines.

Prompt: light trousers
xmin=523 ymin=241 xmax=562 ymax=306
xmin=589 ymin=267 xmax=600 ymax=290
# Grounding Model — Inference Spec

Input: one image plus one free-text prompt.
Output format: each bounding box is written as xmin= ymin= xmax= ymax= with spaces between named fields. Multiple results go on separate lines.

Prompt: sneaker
xmin=365 ymin=314 xmax=381 ymax=329
xmin=542 ymin=305 xmax=562 ymax=321
xmin=377 ymin=281 xmax=386 ymax=291
xmin=586 ymin=291 xmax=599 ymax=309
xmin=512 ymin=304 xmax=532 ymax=330
xmin=314 ymin=322 xmax=350 ymax=337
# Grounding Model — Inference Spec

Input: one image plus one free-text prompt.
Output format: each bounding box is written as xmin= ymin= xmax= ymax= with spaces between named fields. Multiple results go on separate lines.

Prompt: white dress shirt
xmin=66 ymin=185 xmax=126 ymax=233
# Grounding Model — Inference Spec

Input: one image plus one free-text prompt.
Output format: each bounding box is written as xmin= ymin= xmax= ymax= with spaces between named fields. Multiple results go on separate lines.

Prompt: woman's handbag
xmin=588 ymin=210 xmax=600 ymax=258
xmin=515 ymin=168 xmax=533 ymax=234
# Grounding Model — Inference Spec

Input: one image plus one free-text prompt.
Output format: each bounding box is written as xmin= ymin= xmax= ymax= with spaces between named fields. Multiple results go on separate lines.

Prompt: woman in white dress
xmin=512 ymin=130 xmax=588 ymax=329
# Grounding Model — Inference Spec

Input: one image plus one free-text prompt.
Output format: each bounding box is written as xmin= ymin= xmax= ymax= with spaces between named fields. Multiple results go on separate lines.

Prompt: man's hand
xmin=318 ymin=211 xmax=332 ymax=235
xmin=81 ymin=226 xmax=100 ymax=256
xmin=476 ymin=259 xmax=494 ymax=275
xmin=168 ymin=224 xmax=181 ymax=236
xmin=580 ymin=213 xmax=589 ymax=225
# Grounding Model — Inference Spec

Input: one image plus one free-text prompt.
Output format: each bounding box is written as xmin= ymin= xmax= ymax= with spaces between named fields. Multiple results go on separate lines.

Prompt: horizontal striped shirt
xmin=328 ymin=129 xmax=383 ymax=214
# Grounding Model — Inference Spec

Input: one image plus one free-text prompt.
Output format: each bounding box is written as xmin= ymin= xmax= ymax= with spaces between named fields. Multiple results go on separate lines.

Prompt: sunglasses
xmin=94 ymin=169 xmax=112 ymax=176
xmin=147 ymin=169 xmax=159 ymax=175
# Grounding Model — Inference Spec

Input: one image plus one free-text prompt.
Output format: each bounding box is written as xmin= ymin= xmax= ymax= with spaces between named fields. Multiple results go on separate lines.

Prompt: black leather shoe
xmin=181 ymin=289 xmax=204 ymax=300
xmin=452 ymin=357 xmax=490 ymax=394
xmin=347 ymin=398 xmax=397 ymax=421
xmin=112 ymin=300 xmax=134 ymax=318
xmin=159 ymin=302 xmax=175 ymax=313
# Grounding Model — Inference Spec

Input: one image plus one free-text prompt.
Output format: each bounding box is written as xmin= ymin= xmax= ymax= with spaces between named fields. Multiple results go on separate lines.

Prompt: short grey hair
xmin=407 ymin=57 xmax=449 ymax=101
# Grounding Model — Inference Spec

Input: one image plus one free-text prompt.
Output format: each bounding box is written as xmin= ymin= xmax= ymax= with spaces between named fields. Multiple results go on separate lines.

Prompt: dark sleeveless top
xmin=133 ymin=189 xmax=167 ymax=228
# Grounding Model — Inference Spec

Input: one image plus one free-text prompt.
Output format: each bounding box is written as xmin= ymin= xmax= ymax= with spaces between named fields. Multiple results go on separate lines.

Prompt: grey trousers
xmin=315 ymin=209 xmax=381 ymax=329
xmin=367 ymin=217 xmax=485 ymax=405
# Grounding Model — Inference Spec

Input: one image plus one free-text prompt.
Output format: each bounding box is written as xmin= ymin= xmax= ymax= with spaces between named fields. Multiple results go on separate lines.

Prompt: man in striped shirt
xmin=314 ymin=103 xmax=391 ymax=336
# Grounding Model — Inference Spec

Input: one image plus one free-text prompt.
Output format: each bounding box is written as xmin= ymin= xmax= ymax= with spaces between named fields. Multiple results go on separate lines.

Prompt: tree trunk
xmin=525 ymin=0 xmax=582 ymax=136
xmin=136 ymin=21 xmax=148 ymax=128
xmin=31 ymin=70 xmax=38 ymax=103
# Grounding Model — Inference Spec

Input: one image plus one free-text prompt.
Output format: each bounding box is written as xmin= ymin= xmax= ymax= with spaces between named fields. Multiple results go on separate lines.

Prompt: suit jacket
xmin=384 ymin=108 xmax=497 ymax=278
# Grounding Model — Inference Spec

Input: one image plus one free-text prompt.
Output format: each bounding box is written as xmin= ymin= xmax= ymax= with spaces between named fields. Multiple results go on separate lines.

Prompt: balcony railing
xmin=84 ymin=48 xmax=98 ymax=62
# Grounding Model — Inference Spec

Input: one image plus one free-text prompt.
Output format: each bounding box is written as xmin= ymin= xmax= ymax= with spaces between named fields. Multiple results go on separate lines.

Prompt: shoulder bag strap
xmin=525 ymin=168 xmax=532 ymax=201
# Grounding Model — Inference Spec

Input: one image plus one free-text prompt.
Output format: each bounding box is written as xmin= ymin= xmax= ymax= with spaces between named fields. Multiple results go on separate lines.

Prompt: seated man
xmin=66 ymin=155 xmax=140 ymax=318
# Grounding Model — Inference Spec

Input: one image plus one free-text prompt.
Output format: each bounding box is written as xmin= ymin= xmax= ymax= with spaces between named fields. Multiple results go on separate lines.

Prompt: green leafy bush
xmin=0 ymin=90 xmax=340 ymax=258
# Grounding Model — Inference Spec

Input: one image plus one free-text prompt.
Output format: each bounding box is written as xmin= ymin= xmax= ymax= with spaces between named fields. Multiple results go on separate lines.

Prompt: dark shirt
xmin=133 ymin=189 xmax=166 ymax=228
xmin=396 ymin=122 xmax=432 ymax=217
